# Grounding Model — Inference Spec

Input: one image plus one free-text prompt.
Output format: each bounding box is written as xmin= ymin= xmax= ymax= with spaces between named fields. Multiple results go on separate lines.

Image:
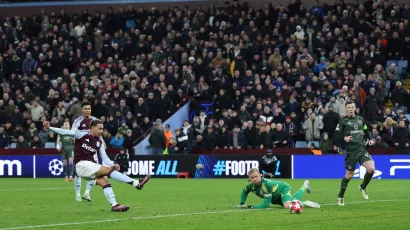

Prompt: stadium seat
xmin=9 ymin=143 xmax=16 ymax=149
xmin=386 ymin=60 xmax=397 ymax=70
xmin=177 ymin=172 xmax=189 ymax=178
xmin=44 ymin=142 xmax=56 ymax=149
xmin=295 ymin=141 xmax=308 ymax=148
xmin=405 ymin=114 xmax=410 ymax=121
xmin=308 ymin=141 xmax=319 ymax=148
xmin=398 ymin=60 xmax=408 ymax=78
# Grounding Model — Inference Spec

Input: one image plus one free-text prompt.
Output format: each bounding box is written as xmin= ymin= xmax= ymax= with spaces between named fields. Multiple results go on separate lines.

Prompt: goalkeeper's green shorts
xmin=271 ymin=185 xmax=292 ymax=206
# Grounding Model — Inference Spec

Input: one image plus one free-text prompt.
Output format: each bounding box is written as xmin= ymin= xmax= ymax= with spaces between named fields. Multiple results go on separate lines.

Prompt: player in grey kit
xmin=44 ymin=119 xmax=150 ymax=212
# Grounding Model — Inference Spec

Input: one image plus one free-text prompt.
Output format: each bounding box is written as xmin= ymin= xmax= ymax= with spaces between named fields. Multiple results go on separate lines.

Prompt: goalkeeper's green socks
xmin=292 ymin=185 xmax=307 ymax=200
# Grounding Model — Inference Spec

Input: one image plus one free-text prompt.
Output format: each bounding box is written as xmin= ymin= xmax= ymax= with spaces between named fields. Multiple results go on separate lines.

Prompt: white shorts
xmin=75 ymin=161 xmax=102 ymax=180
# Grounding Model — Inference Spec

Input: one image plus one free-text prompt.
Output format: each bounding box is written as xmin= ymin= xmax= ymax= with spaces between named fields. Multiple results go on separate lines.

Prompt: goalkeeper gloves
xmin=234 ymin=203 xmax=254 ymax=209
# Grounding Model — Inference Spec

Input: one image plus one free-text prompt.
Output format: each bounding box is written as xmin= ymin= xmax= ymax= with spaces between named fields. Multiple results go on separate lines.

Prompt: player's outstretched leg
xmin=359 ymin=160 xmax=375 ymax=200
xmin=293 ymin=180 xmax=320 ymax=208
xmin=96 ymin=177 xmax=129 ymax=212
xmin=96 ymin=167 xmax=151 ymax=190
xmin=338 ymin=170 xmax=354 ymax=206
xmin=82 ymin=180 xmax=95 ymax=202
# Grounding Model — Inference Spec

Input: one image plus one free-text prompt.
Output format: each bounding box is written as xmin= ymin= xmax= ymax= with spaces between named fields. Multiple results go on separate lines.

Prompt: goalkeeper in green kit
xmin=235 ymin=168 xmax=320 ymax=209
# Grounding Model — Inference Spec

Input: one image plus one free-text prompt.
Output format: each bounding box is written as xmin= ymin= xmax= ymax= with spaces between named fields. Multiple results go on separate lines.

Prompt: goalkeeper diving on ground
xmin=235 ymin=168 xmax=320 ymax=209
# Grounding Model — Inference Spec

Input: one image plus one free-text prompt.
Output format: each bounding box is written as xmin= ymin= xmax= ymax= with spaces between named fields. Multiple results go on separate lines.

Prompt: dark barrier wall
xmin=0 ymin=154 xmax=292 ymax=178
xmin=293 ymin=155 xmax=410 ymax=179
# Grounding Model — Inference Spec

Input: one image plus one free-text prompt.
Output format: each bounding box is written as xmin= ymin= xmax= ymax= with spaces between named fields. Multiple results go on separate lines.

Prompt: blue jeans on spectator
xmin=151 ymin=148 xmax=164 ymax=155
xmin=182 ymin=149 xmax=190 ymax=155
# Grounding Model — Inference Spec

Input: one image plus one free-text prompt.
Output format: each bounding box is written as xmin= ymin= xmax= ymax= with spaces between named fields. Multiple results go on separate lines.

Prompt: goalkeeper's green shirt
xmin=240 ymin=178 xmax=290 ymax=209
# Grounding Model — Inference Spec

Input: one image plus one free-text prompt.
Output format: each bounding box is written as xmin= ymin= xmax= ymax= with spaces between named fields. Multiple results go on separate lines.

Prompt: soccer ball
xmin=289 ymin=200 xmax=304 ymax=214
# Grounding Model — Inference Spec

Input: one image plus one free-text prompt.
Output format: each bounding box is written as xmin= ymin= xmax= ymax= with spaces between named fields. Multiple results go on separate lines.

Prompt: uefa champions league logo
xmin=48 ymin=159 xmax=63 ymax=176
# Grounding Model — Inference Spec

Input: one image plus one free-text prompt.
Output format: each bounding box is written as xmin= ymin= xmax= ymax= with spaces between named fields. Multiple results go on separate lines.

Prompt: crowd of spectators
xmin=0 ymin=0 xmax=410 ymax=155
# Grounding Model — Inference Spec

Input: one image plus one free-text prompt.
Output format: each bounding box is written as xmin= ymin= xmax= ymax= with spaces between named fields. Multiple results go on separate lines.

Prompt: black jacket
xmin=148 ymin=128 xmax=166 ymax=149
xmin=244 ymin=127 xmax=259 ymax=146
xmin=259 ymin=131 xmax=274 ymax=148
xmin=392 ymin=127 xmax=409 ymax=149
xmin=272 ymin=130 xmax=289 ymax=147
xmin=322 ymin=111 xmax=340 ymax=135
xmin=216 ymin=130 xmax=230 ymax=148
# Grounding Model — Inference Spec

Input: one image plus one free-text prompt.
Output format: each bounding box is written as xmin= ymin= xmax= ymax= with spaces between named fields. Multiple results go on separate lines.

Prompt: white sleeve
xmin=99 ymin=142 xmax=114 ymax=167
xmin=71 ymin=117 xmax=81 ymax=131
xmin=49 ymin=127 xmax=87 ymax=139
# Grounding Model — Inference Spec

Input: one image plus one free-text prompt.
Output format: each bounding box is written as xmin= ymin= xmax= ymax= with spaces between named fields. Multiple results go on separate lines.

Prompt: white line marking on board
xmin=0 ymin=199 xmax=408 ymax=230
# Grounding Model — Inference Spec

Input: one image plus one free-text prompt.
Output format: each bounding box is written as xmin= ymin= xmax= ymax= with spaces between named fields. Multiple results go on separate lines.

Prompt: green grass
xmin=0 ymin=179 xmax=409 ymax=230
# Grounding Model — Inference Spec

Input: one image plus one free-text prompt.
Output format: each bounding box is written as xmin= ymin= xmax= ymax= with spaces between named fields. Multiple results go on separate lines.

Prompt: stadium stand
xmin=0 ymin=0 xmax=409 ymax=155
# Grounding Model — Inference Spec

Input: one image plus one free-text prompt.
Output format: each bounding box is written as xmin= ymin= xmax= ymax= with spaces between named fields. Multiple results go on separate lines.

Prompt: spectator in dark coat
xmin=364 ymin=88 xmax=382 ymax=122
xmin=202 ymin=125 xmax=217 ymax=151
xmin=118 ymin=100 xmax=131 ymax=119
xmin=272 ymin=124 xmax=290 ymax=148
xmin=157 ymin=89 xmax=173 ymax=120
xmin=148 ymin=124 xmax=166 ymax=155
xmin=322 ymin=105 xmax=340 ymax=139
xmin=391 ymin=82 xmax=406 ymax=113
xmin=134 ymin=97 xmax=149 ymax=123
xmin=16 ymin=135 xmax=30 ymax=148
xmin=215 ymin=126 xmax=229 ymax=149
xmin=0 ymin=126 xmax=9 ymax=148
xmin=259 ymin=125 xmax=274 ymax=149
xmin=244 ymin=120 xmax=259 ymax=149
xmin=123 ymin=129 xmax=135 ymax=154
xmin=392 ymin=120 xmax=409 ymax=154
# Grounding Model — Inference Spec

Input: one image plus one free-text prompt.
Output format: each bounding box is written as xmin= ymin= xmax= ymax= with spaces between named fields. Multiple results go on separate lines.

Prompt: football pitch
xmin=0 ymin=179 xmax=409 ymax=230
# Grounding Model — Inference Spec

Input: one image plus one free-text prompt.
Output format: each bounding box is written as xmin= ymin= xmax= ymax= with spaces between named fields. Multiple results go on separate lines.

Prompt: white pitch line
xmin=320 ymin=199 xmax=400 ymax=206
xmin=0 ymin=187 xmax=72 ymax=192
xmin=1 ymin=199 xmax=409 ymax=230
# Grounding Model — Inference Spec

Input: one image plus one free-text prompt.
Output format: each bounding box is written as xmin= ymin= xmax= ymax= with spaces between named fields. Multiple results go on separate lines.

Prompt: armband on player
xmin=365 ymin=138 xmax=375 ymax=146
xmin=56 ymin=144 xmax=61 ymax=149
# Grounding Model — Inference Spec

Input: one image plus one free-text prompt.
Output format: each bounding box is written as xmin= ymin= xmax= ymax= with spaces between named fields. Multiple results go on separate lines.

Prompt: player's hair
xmin=81 ymin=102 xmax=91 ymax=108
xmin=345 ymin=100 xmax=355 ymax=107
xmin=90 ymin=119 xmax=103 ymax=128
xmin=248 ymin=168 xmax=260 ymax=176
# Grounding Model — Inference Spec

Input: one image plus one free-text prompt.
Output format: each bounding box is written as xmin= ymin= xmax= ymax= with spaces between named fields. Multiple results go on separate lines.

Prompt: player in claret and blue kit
xmin=234 ymin=168 xmax=320 ymax=209
xmin=44 ymin=119 xmax=150 ymax=212
xmin=71 ymin=102 xmax=99 ymax=202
